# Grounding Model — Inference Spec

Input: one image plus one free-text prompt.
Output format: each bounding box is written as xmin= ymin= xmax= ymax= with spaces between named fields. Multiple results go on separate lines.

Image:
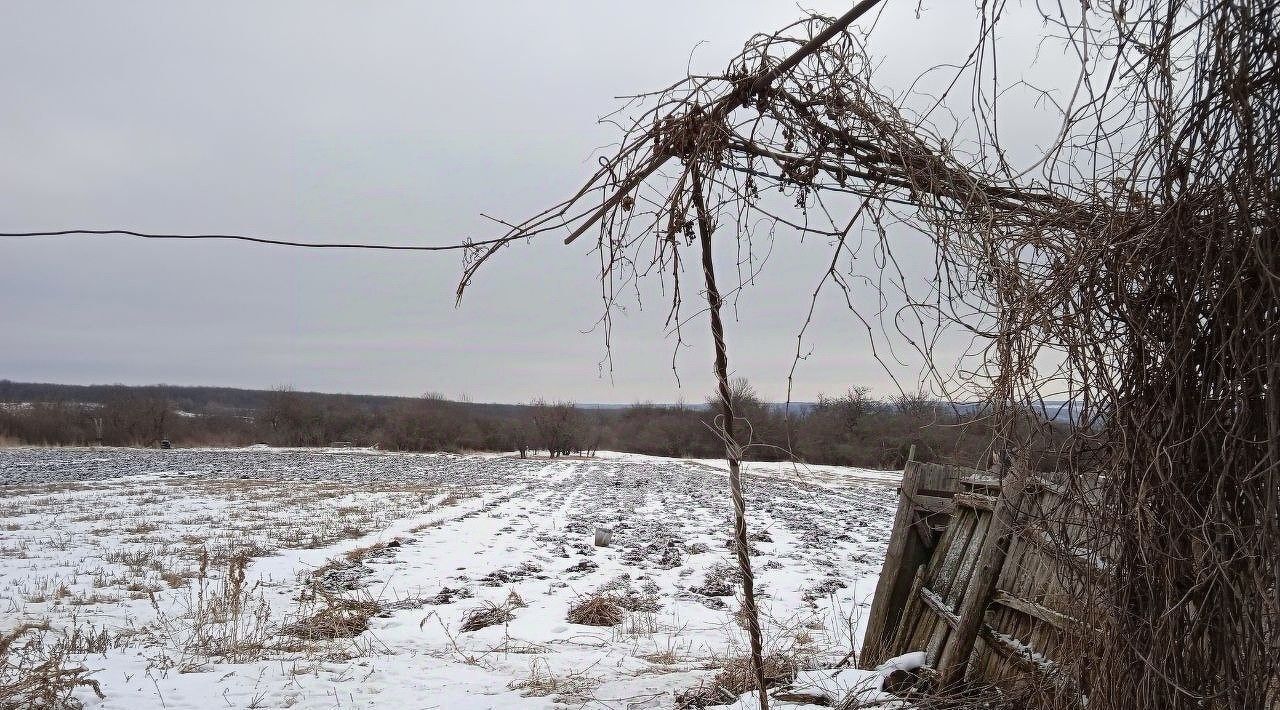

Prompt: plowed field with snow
xmin=0 ymin=447 xmax=901 ymax=709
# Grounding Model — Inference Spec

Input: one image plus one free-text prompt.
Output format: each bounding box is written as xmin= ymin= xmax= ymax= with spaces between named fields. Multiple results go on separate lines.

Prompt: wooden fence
xmin=861 ymin=454 xmax=1094 ymax=692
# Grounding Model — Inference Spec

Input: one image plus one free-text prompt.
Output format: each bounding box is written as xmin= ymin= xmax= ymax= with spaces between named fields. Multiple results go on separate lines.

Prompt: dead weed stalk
xmin=0 ymin=621 xmax=105 ymax=710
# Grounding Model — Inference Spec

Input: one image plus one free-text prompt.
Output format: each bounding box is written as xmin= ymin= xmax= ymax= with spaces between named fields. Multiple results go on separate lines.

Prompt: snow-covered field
xmin=0 ymin=447 xmax=902 ymax=709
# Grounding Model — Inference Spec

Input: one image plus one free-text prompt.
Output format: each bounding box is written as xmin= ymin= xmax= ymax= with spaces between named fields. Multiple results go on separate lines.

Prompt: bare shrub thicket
xmin=527 ymin=399 xmax=589 ymax=457
xmin=1 ymin=378 xmax=1030 ymax=469
xmin=98 ymin=394 xmax=169 ymax=446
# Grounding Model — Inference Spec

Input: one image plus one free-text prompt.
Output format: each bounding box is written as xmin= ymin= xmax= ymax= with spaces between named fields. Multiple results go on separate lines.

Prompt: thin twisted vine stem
xmin=692 ymin=164 xmax=768 ymax=709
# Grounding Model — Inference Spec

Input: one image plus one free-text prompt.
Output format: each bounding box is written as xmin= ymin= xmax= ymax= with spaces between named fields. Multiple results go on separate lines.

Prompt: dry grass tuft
xmin=488 ymin=636 xmax=548 ymax=655
xmin=620 ymin=610 xmax=660 ymax=637
xmin=505 ymin=589 xmax=526 ymax=609
xmin=713 ymin=652 xmax=799 ymax=696
xmin=507 ymin=659 xmax=597 ymax=700
xmin=283 ymin=595 xmax=381 ymax=641
xmin=0 ymin=621 xmax=105 ymax=709
xmin=676 ymin=652 xmax=800 ymax=708
xmin=638 ymin=648 xmax=681 ymax=665
xmin=459 ymin=601 xmax=516 ymax=633
xmin=566 ymin=594 xmax=625 ymax=627
xmin=565 ymin=593 xmax=624 ymax=626
xmin=142 ymin=554 xmax=275 ymax=672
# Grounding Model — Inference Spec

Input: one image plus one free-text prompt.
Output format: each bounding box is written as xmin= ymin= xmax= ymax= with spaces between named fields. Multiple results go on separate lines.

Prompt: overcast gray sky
xmin=0 ymin=2 xmax=1066 ymax=403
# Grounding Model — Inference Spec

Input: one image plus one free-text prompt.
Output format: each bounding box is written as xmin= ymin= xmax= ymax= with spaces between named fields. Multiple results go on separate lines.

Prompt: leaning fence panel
xmin=862 ymin=459 xmax=1099 ymax=698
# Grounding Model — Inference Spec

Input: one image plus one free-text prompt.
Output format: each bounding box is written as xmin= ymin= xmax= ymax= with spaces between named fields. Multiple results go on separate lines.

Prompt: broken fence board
xmin=991 ymin=590 xmax=1079 ymax=631
xmin=861 ymin=459 xmax=976 ymax=665
xmin=937 ymin=464 xmax=1031 ymax=688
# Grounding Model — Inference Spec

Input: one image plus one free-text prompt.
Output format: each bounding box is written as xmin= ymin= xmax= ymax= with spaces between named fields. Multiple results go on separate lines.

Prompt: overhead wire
xmin=0 ymin=229 xmax=488 ymax=251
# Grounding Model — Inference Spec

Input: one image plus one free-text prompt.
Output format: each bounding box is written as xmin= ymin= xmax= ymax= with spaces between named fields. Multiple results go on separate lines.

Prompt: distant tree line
xmin=0 ymin=378 xmax=1062 ymax=469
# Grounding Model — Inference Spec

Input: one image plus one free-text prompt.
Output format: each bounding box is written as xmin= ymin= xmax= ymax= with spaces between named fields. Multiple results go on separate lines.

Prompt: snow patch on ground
xmin=0 ymin=448 xmax=900 ymax=709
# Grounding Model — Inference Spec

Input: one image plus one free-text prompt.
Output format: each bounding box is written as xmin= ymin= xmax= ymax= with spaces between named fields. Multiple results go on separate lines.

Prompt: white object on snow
xmin=874 ymin=650 xmax=927 ymax=676
xmin=594 ymin=526 xmax=613 ymax=546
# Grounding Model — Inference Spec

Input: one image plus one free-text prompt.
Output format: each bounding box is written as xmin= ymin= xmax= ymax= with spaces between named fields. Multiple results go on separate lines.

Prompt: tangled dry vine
xmin=459 ymin=2 xmax=1279 ymax=709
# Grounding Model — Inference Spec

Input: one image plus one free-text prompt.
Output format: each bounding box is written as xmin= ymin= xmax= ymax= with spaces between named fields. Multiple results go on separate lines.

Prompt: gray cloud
xmin=1 ymin=2 xmax=1068 ymax=403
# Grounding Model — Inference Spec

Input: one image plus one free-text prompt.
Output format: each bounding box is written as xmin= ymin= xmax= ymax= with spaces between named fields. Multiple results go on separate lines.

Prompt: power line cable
xmin=0 ymin=229 xmax=490 ymax=251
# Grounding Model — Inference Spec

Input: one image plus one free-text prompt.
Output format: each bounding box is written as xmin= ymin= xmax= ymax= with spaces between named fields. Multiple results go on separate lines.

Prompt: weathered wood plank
xmin=953 ymin=491 xmax=996 ymax=511
xmin=908 ymin=582 xmax=1075 ymax=685
xmin=868 ymin=458 xmax=1104 ymax=694
xmin=915 ymin=461 xmax=982 ymax=491
xmin=936 ymin=463 xmax=1031 ymax=688
xmin=918 ymin=585 xmax=959 ymax=628
xmin=1020 ymin=522 xmax=1106 ymax=581
xmin=961 ymin=474 xmax=1002 ymax=490
xmin=863 ymin=457 xmax=986 ymax=666
xmin=991 ymin=590 xmax=1079 ymax=630
xmin=980 ymin=624 xmax=1059 ymax=675
xmin=986 ymin=536 xmax=1031 ymax=658
xmin=903 ymin=505 xmax=967 ymax=658
xmin=862 ymin=459 xmax=931 ymax=664
xmin=912 ymin=493 xmax=954 ymax=514
xmin=925 ymin=510 xmax=984 ymax=661
xmin=944 ymin=510 xmax=989 ymax=609
xmin=888 ymin=564 xmax=928 ymax=659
